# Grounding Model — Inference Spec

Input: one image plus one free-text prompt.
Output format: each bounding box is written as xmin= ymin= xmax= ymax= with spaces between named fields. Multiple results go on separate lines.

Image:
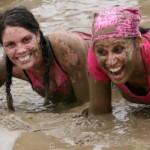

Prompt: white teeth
xmin=109 ymin=67 xmax=121 ymax=73
xmin=18 ymin=55 xmax=30 ymax=62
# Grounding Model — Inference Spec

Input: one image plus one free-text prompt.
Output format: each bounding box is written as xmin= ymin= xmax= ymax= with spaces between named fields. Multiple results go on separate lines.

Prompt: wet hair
xmin=0 ymin=7 xmax=53 ymax=110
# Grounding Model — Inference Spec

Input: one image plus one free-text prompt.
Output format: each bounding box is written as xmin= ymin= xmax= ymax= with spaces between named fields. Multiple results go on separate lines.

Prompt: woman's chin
xmin=17 ymin=62 xmax=34 ymax=70
xmin=109 ymin=73 xmax=128 ymax=84
xmin=111 ymin=78 xmax=126 ymax=84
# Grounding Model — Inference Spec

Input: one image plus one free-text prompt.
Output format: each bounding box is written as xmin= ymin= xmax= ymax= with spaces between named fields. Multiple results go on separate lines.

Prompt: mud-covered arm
xmin=49 ymin=31 xmax=90 ymax=104
xmin=89 ymin=74 xmax=112 ymax=115
xmin=69 ymin=55 xmax=89 ymax=105
xmin=0 ymin=52 xmax=7 ymax=86
xmin=66 ymin=33 xmax=89 ymax=104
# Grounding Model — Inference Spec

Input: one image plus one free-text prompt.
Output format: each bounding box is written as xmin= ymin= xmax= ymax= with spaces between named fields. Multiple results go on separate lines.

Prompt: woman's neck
xmin=27 ymin=60 xmax=46 ymax=78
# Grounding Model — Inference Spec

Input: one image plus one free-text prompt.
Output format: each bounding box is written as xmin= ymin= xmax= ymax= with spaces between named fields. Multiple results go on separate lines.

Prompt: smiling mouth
xmin=18 ymin=54 xmax=30 ymax=62
xmin=109 ymin=66 xmax=124 ymax=76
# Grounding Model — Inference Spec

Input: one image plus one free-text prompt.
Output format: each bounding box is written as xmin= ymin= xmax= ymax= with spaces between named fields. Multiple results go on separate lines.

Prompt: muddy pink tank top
xmin=25 ymin=60 xmax=69 ymax=93
xmin=88 ymin=31 xmax=150 ymax=104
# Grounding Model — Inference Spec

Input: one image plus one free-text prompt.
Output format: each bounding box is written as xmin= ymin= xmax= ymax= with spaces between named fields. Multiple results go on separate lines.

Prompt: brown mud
xmin=0 ymin=0 xmax=149 ymax=149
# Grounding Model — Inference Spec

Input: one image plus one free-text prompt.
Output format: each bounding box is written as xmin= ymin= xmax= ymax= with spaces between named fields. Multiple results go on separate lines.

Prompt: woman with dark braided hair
xmin=0 ymin=7 xmax=90 ymax=110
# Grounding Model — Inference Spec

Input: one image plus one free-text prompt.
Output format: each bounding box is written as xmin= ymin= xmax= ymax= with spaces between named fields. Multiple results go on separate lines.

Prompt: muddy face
xmin=2 ymin=26 xmax=42 ymax=70
xmin=94 ymin=38 xmax=137 ymax=84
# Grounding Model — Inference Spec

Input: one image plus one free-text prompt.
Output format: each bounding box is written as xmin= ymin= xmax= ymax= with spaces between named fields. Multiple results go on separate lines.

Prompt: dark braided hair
xmin=5 ymin=55 xmax=14 ymax=110
xmin=0 ymin=7 xmax=53 ymax=110
xmin=39 ymin=30 xmax=54 ymax=106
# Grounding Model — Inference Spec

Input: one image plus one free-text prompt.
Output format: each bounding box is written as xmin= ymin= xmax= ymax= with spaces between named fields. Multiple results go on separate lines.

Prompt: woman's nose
xmin=106 ymin=54 xmax=117 ymax=67
xmin=16 ymin=44 xmax=26 ymax=53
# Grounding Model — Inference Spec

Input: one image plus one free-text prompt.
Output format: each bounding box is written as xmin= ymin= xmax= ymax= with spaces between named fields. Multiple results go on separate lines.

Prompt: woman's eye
xmin=23 ymin=37 xmax=31 ymax=43
xmin=114 ymin=46 xmax=124 ymax=54
xmin=4 ymin=42 xmax=15 ymax=49
xmin=96 ymin=48 xmax=108 ymax=56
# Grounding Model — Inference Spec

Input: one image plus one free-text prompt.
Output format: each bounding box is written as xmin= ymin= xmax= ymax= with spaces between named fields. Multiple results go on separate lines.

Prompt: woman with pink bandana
xmin=88 ymin=5 xmax=150 ymax=114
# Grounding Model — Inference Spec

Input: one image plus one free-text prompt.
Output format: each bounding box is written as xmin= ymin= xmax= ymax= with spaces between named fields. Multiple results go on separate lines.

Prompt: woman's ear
xmin=135 ymin=37 xmax=143 ymax=50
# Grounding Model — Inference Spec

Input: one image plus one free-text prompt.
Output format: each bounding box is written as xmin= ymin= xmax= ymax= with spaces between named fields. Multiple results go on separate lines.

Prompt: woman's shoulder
xmin=47 ymin=30 xmax=88 ymax=70
xmin=48 ymin=30 xmax=82 ymax=55
xmin=49 ymin=30 xmax=88 ymax=51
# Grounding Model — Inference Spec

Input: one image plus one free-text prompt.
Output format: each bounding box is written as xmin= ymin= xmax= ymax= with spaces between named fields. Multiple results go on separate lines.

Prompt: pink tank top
xmin=25 ymin=60 xmax=69 ymax=93
xmin=88 ymin=31 xmax=150 ymax=104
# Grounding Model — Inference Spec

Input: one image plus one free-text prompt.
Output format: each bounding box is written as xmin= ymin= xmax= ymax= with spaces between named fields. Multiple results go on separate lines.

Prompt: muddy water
xmin=0 ymin=0 xmax=149 ymax=150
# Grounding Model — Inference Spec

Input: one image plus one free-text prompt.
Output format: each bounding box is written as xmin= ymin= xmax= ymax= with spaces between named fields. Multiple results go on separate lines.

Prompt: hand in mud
xmin=72 ymin=108 xmax=89 ymax=118
xmin=81 ymin=108 xmax=89 ymax=118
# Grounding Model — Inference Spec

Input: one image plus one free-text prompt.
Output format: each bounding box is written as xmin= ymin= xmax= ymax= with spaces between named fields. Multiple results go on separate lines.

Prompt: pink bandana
xmin=92 ymin=5 xmax=142 ymax=42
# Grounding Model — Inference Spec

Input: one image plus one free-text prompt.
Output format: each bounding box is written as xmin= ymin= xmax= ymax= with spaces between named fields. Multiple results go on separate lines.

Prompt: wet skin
xmin=94 ymin=37 xmax=148 ymax=93
xmin=89 ymin=37 xmax=149 ymax=115
xmin=94 ymin=38 xmax=137 ymax=84
xmin=1 ymin=26 xmax=89 ymax=110
xmin=3 ymin=26 xmax=44 ymax=72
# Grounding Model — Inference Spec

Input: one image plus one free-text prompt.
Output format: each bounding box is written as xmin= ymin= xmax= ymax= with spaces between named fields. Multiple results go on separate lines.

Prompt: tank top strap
xmin=23 ymin=70 xmax=32 ymax=85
